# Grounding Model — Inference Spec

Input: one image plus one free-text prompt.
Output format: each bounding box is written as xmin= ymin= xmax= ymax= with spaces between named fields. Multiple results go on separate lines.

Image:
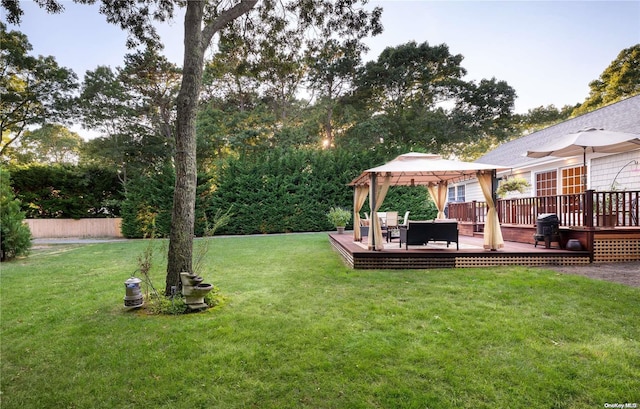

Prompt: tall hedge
xmin=20 ymin=148 xmax=437 ymax=238
xmin=120 ymin=165 xmax=212 ymax=238
xmin=120 ymin=166 xmax=175 ymax=238
xmin=205 ymin=148 xmax=436 ymax=235
xmin=9 ymin=164 xmax=123 ymax=219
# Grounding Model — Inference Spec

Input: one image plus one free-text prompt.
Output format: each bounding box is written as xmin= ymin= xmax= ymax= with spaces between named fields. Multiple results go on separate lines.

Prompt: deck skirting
xmin=593 ymin=233 xmax=640 ymax=262
xmin=329 ymin=233 xmax=592 ymax=270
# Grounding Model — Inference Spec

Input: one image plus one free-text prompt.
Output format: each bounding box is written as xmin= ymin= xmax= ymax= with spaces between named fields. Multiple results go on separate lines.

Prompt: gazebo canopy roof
xmin=349 ymin=152 xmax=510 ymax=186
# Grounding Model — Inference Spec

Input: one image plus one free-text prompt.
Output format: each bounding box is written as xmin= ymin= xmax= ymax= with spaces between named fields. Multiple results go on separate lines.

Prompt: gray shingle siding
xmin=476 ymin=95 xmax=640 ymax=167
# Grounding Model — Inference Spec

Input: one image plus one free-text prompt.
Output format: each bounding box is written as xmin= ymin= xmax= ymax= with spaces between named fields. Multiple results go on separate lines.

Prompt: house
xmin=444 ymin=95 xmax=640 ymax=262
xmin=463 ymin=94 xmax=640 ymax=201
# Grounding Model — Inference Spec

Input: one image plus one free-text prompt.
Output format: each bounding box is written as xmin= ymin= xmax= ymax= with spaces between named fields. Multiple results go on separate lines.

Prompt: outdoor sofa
xmin=399 ymin=220 xmax=459 ymax=250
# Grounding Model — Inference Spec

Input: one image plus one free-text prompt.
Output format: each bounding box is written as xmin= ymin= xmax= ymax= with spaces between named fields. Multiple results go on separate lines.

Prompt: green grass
xmin=1 ymin=233 xmax=639 ymax=408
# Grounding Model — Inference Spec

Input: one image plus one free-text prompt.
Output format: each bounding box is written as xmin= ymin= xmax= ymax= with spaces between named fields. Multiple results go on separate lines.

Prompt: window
xmin=448 ymin=185 xmax=466 ymax=202
xmin=536 ymin=171 xmax=557 ymax=197
xmin=448 ymin=186 xmax=455 ymax=202
xmin=561 ymin=166 xmax=586 ymax=194
xmin=456 ymin=185 xmax=465 ymax=202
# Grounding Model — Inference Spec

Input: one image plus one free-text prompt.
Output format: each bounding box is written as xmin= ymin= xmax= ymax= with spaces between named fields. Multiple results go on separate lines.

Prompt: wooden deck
xmin=329 ymin=231 xmax=592 ymax=269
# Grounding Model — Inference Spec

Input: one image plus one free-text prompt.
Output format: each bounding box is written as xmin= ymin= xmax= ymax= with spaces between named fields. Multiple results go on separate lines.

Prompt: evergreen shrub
xmin=1 ymin=168 xmax=32 ymax=261
xmin=207 ymin=148 xmax=435 ymax=234
xmin=121 ymin=166 xmax=175 ymax=238
xmin=120 ymin=148 xmax=439 ymax=237
xmin=9 ymin=164 xmax=123 ymax=218
xmin=120 ymin=166 xmax=212 ymax=238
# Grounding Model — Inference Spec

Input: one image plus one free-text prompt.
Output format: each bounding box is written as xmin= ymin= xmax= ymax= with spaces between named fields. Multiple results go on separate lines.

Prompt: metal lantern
xmin=124 ymin=277 xmax=143 ymax=309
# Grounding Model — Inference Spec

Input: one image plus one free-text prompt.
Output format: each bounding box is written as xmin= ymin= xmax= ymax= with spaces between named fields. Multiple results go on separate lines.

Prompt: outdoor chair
xmin=400 ymin=211 xmax=410 ymax=226
xmin=386 ymin=212 xmax=398 ymax=228
xmin=385 ymin=211 xmax=399 ymax=242
xmin=359 ymin=218 xmax=370 ymax=242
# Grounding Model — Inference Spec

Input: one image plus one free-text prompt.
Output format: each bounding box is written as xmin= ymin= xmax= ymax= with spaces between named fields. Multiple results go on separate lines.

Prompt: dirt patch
xmin=541 ymin=261 xmax=640 ymax=288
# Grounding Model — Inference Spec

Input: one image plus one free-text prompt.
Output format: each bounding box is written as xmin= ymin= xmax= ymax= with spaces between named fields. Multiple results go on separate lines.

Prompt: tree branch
xmin=201 ymin=0 xmax=258 ymax=46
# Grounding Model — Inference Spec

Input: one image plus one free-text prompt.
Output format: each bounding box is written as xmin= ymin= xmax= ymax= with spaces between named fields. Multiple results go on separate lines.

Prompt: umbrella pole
xmin=582 ymin=147 xmax=587 ymax=192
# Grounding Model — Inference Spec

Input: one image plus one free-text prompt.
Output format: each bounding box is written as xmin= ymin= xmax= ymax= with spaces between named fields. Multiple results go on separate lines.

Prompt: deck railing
xmin=448 ymin=190 xmax=640 ymax=228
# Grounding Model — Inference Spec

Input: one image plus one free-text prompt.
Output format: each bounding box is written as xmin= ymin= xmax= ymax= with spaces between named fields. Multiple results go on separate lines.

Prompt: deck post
xmin=584 ymin=190 xmax=594 ymax=228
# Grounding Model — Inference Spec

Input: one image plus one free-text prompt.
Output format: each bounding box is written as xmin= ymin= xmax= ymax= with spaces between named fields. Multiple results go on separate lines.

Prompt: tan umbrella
xmin=526 ymin=128 xmax=640 ymax=190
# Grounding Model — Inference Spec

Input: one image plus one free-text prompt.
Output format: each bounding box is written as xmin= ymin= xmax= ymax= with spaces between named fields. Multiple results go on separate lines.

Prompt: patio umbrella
xmin=526 ymin=128 xmax=640 ymax=190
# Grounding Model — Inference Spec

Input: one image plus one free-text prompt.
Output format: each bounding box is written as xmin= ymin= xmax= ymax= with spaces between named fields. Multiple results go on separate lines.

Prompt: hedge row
xmin=8 ymin=164 xmax=124 ymax=219
xmin=9 ymin=149 xmax=438 ymax=238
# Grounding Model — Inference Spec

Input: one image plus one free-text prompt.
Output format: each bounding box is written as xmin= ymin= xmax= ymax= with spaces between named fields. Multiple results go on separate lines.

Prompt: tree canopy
xmin=0 ymin=21 xmax=78 ymax=156
xmin=572 ymin=44 xmax=640 ymax=116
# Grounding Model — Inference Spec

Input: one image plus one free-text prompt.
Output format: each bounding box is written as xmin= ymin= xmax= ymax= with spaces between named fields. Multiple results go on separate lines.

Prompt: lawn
xmin=1 ymin=233 xmax=639 ymax=408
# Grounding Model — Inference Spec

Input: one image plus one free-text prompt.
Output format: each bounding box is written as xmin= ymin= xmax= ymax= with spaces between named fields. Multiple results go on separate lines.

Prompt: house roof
xmin=476 ymin=95 xmax=640 ymax=168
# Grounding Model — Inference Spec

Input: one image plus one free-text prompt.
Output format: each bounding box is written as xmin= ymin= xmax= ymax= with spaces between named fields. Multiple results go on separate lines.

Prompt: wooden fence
xmin=24 ymin=218 xmax=123 ymax=238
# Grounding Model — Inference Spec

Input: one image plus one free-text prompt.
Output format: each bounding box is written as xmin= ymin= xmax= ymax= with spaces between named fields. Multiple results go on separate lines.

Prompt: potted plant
xmin=496 ymin=176 xmax=530 ymax=198
xmin=327 ymin=206 xmax=351 ymax=234
xmin=595 ymin=189 xmax=619 ymax=227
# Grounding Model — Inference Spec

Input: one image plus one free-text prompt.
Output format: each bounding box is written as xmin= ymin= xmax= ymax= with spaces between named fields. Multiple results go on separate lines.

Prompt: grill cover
xmin=536 ymin=213 xmax=559 ymax=236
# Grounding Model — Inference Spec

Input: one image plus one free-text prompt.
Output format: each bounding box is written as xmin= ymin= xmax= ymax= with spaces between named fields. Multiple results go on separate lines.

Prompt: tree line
xmin=3 ymin=20 xmax=637 ymax=170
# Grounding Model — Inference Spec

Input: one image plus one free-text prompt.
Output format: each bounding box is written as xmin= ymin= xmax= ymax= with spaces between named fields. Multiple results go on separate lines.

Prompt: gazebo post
xmin=369 ymin=173 xmax=377 ymax=250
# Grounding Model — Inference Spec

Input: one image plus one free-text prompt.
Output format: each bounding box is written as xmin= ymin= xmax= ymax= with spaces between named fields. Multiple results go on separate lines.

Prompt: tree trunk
xmin=165 ymin=0 xmax=258 ymax=296
xmin=165 ymin=1 xmax=206 ymax=295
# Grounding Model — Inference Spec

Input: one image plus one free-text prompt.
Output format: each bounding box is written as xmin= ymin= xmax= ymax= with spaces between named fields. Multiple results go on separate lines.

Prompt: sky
xmin=3 ymin=0 xmax=640 ymax=118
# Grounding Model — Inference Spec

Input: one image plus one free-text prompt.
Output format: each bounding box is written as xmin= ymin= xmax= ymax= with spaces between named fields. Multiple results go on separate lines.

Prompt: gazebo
xmin=349 ymin=153 xmax=510 ymax=251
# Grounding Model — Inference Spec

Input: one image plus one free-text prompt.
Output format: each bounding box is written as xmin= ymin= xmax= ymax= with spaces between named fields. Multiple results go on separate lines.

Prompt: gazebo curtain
xmin=477 ymin=170 xmax=504 ymax=250
xmin=427 ymin=181 xmax=448 ymax=220
xmin=368 ymin=173 xmax=391 ymax=250
xmin=353 ymin=185 xmax=369 ymax=241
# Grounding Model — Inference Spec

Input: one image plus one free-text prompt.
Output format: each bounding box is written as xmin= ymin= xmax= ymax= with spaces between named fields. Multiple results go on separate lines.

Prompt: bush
xmin=120 ymin=166 xmax=176 ymax=238
xmin=120 ymin=148 xmax=438 ymax=237
xmin=208 ymin=148 xmax=388 ymax=234
xmin=8 ymin=164 xmax=124 ymax=218
xmin=120 ymin=166 xmax=212 ymax=238
xmin=1 ymin=168 xmax=32 ymax=261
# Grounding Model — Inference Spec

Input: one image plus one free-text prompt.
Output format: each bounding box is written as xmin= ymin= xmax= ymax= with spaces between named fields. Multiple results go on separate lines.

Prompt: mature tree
xmin=4 ymin=0 xmax=258 ymax=295
xmin=3 ymin=0 xmax=382 ymax=297
xmin=306 ymin=38 xmax=370 ymax=148
xmin=198 ymin=31 xmax=277 ymax=163
xmin=345 ymin=41 xmax=465 ymax=150
xmin=10 ymin=123 xmax=83 ymax=164
xmin=78 ymin=65 xmax=136 ymax=181
xmin=78 ymin=49 xmax=180 ymax=181
xmin=572 ymin=44 xmax=640 ymax=116
xmin=356 ymin=41 xmax=465 ymax=116
xmin=197 ymin=2 xmax=382 ymax=156
xmin=344 ymin=41 xmax=515 ymax=155
xmin=446 ymin=77 xmax=516 ymax=159
xmin=516 ymin=104 xmax=575 ymax=134
xmin=118 ymin=48 xmax=181 ymax=151
xmin=0 ymin=22 xmax=78 ymax=157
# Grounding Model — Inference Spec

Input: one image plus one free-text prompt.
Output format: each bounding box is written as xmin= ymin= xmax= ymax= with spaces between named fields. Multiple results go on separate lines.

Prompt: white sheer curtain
xmin=368 ymin=173 xmax=391 ymax=250
xmin=353 ymin=185 xmax=369 ymax=241
xmin=427 ymin=181 xmax=448 ymax=220
xmin=477 ymin=170 xmax=504 ymax=250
